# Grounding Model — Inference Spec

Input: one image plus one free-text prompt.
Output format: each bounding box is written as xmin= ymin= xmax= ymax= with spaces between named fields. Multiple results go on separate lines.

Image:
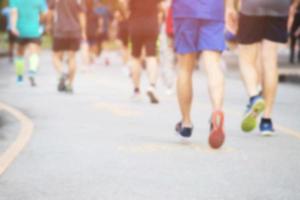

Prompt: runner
xmin=226 ymin=0 xmax=300 ymax=136
xmin=172 ymin=0 xmax=226 ymax=149
xmin=48 ymin=0 xmax=86 ymax=93
xmin=1 ymin=6 xmax=16 ymax=62
xmin=10 ymin=0 xmax=47 ymax=86
xmin=128 ymin=0 xmax=162 ymax=104
xmin=85 ymin=0 xmax=102 ymax=66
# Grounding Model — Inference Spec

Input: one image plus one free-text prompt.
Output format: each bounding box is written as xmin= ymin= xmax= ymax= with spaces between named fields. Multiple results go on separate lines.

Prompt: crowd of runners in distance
xmin=1 ymin=0 xmax=300 ymax=149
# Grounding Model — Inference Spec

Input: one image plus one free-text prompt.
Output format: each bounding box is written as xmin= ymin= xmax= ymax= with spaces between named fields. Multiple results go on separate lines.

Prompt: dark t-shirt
xmin=48 ymin=0 xmax=85 ymax=38
xmin=129 ymin=0 xmax=161 ymax=19
xmin=129 ymin=0 xmax=161 ymax=35
xmin=241 ymin=0 xmax=291 ymax=17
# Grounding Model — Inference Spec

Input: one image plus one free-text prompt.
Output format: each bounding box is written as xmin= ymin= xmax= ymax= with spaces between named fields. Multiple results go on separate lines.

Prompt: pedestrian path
xmin=0 ymin=52 xmax=300 ymax=199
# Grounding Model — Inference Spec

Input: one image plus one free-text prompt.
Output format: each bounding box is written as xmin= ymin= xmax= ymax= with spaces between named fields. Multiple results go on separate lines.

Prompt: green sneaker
xmin=241 ymin=96 xmax=265 ymax=132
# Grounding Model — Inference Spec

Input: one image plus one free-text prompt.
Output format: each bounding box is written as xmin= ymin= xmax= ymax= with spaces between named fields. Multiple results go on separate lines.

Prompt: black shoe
xmin=58 ymin=75 xmax=66 ymax=92
xmin=175 ymin=122 xmax=193 ymax=138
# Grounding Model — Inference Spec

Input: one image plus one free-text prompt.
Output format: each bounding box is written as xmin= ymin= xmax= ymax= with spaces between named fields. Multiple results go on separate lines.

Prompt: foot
xmin=260 ymin=118 xmax=274 ymax=136
xmin=241 ymin=96 xmax=265 ymax=133
xmin=147 ymin=86 xmax=159 ymax=104
xmin=65 ymin=84 xmax=74 ymax=94
xmin=29 ymin=76 xmax=37 ymax=87
xmin=16 ymin=76 xmax=24 ymax=85
xmin=58 ymin=74 xmax=67 ymax=92
xmin=209 ymin=111 xmax=225 ymax=149
xmin=175 ymin=122 xmax=193 ymax=140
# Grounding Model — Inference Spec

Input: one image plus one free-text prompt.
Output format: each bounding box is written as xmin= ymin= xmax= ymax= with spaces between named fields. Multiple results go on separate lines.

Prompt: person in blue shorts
xmin=10 ymin=0 xmax=47 ymax=86
xmin=173 ymin=0 xmax=226 ymax=149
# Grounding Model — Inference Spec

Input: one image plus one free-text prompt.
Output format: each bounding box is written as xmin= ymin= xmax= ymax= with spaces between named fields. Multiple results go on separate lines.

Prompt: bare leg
xmin=67 ymin=51 xmax=77 ymax=85
xmin=53 ymin=51 xmax=64 ymax=75
xmin=202 ymin=51 xmax=224 ymax=111
xmin=177 ymin=53 xmax=196 ymax=126
xmin=131 ymin=57 xmax=142 ymax=92
xmin=261 ymin=40 xmax=279 ymax=118
xmin=146 ymin=56 xmax=159 ymax=86
xmin=239 ymin=43 xmax=260 ymax=97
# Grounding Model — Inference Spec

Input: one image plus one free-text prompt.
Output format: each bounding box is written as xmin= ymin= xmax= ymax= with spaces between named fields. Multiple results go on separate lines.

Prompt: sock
xmin=15 ymin=56 xmax=25 ymax=77
xmin=250 ymin=94 xmax=261 ymax=103
xmin=29 ymin=54 xmax=39 ymax=75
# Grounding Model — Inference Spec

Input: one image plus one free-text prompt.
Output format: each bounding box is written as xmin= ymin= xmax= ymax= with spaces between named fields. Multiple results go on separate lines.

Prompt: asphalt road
xmin=0 ymin=51 xmax=300 ymax=200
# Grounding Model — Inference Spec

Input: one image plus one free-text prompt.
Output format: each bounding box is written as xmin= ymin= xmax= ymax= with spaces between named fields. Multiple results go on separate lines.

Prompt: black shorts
xmin=17 ymin=38 xmax=41 ymax=46
xmin=53 ymin=38 xmax=80 ymax=52
xmin=237 ymin=13 xmax=288 ymax=44
xmin=8 ymin=31 xmax=18 ymax=43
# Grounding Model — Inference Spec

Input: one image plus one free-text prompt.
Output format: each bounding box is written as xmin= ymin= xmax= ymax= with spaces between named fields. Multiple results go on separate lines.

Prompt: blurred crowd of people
xmin=0 ymin=0 xmax=300 ymax=149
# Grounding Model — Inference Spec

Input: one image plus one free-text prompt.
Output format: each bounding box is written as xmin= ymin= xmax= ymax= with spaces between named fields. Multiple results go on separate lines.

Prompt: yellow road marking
xmin=94 ymin=102 xmax=142 ymax=117
xmin=118 ymin=143 xmax=236 ymax=154
xmin=225 ymin=107 xmax=300 ymax=140
xmin=0 ymin=102 xmax=34 ymax=176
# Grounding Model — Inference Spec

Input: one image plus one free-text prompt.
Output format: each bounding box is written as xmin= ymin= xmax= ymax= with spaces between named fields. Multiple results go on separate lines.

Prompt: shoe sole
xmin=241 ymin=100 xmax=265 ymax=133
xmin=261 ymin=130 xmax=274 ymax=137
xmin=209 ymin=112 xmax=225 ymax=149
xmin=147 ymin=91 xmax=159 ymax=104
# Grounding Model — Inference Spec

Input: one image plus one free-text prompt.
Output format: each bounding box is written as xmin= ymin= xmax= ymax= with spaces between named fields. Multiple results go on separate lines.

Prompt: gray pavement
xmin=0 ymin=51 xmax=300 ymax=200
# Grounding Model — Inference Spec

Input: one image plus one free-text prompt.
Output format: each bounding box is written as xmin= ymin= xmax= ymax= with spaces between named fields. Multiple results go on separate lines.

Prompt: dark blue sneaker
xmin=175 ymin=122 xmax=193 ymax=140
xmin=260 ymin=119 xmax=274 ymax=136
xmin=241 ymin=95 xmax=265 ymax=133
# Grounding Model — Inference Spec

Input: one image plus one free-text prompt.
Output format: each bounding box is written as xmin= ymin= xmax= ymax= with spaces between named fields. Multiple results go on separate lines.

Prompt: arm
xmin=225 ymin=0 xmax=240 ymax=34
xmin=288 ymin=0 xmax=300 ymax=32
xmin=10 ymin=8 xmax=19 ymax=36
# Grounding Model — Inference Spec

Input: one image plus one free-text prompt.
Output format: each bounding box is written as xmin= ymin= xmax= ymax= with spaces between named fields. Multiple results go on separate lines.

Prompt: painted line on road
xmin=118 ymin=143 xmax=236 ymax=154
xmin=94 ymin=102 xmax=142 ymax=117
xmin=0 ymin=102 xmax=34 ymax=176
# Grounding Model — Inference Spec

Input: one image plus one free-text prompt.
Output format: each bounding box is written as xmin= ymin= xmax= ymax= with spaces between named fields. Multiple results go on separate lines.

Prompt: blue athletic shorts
xmin=174 ymin=18 xmax=226 ymax=54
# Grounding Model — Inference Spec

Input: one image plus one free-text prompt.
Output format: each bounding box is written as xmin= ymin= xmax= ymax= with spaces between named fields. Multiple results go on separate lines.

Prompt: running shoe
xmin=29 ymin=76 xmax=37 ymax=87
xmin=260 ymin=119 xmax=274 ymax=136
xmin=58 ymin=74 xmax=67 ymax=92
xmin=209 ymin=111 xmax=225 ymax=149
xmin=147 ymin=86 xmax=159 ymax=104
xmin=65 ymin=84 xmax=74 ymax=94
xmin=175 ymin=122 xmax=193 ymax=139
xmin=241 ymin=96 xmax=265 ymax=133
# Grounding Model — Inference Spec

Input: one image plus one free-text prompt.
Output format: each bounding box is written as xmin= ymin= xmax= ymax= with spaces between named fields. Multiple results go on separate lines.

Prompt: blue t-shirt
xmin=172 ymin=0 xmax=225 ymax=21
xmin=9 ymin=0 xmax=47 ymax=38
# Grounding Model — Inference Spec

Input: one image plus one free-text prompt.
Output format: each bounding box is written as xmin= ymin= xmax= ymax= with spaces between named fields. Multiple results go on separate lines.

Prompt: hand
xmin=226 ymin=8 xmax=239 ymax=34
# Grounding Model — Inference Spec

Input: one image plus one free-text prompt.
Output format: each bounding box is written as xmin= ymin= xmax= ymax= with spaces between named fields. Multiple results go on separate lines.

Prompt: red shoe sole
xmin=209 ymin=111 xmax=225 ymax=149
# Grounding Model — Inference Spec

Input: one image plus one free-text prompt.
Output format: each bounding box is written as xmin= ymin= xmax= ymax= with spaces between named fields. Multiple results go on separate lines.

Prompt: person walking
xmin=226 ymin=0 xmax=300 ymax=136
xmin=10 ymin=0 xmax=47 ymax=86
xmin=48 ymin=0 xmax=86 ymax=93
xmin=173 ymin=0 xmax=226 ymax=149
xmin=128 ymin=0 xmax=162 ymax=104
